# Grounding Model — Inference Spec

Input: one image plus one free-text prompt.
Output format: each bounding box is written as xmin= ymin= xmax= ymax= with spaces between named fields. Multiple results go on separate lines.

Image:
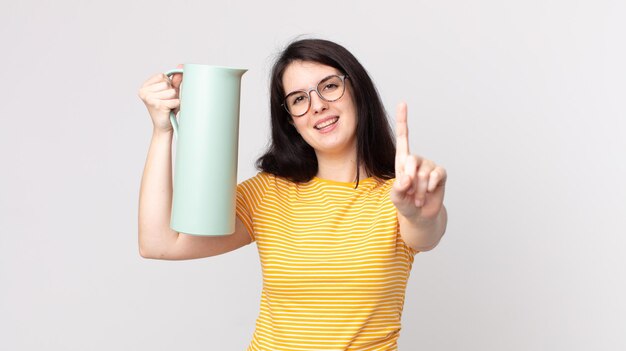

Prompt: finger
xmin=138 ymin=81 xmax=170 ymax=101
xmin=143 ymin=81 xmax=172 ymax=93
xmin=393 ymin=173 xmax=412 ymax=194
xmin=170 ymin=63 xmax=184 ymax=89
xmin=404 ymin=155 xmax=421 ymax=195
xmin=146 ymin=96 xmax=180 ymax=111
xmin=151 ymin=88 xmax=178 ymax=99
xmin=415 ymin=161 xmax=434 ymax=206
xmin=396 ymin=102 xmax=409 ymax=173
xmin=428 ymin=166 xmax=447 ymax=192
xmin=395 ymin=102 xmax=410 ymax=158
xmin=141 ymin=73 xmax=169 ymax=88
xmin=159 ymin=98 xmax=180 ymax=110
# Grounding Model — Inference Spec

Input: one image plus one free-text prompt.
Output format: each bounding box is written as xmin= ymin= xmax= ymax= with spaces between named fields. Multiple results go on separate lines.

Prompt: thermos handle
xmin=165 ymin=68 xmax=184 ymax=139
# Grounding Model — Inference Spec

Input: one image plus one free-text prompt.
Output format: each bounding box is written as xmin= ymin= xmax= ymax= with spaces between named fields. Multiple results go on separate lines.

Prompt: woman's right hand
xmin=138 ymin=64 xmax=183 ymax=133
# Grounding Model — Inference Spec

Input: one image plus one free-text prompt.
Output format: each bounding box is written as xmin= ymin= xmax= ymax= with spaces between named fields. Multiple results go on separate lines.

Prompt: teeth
xmin=315 ymin=117 xmax=339 ymax=129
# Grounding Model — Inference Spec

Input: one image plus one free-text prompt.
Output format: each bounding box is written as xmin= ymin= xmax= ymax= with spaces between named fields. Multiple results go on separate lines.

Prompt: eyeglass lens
xmin=285 ymin=75 xmax=345 ymax=116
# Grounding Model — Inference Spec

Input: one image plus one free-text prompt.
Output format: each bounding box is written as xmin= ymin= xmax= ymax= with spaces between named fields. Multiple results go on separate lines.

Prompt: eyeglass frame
xmin=281 ymin=74 xmax=349 ymax=117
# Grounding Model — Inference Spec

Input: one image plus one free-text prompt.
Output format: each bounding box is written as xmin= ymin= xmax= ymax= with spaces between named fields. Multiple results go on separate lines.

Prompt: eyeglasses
xmin=282 ymin=74 xmax=348 ymax=117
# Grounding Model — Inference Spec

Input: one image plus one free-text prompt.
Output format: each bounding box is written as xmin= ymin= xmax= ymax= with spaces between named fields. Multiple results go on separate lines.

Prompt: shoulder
xmin=371 ymin=177 xmax=396 ymax=194
xmin=362 ymin=177 xmax=397 ymax=209
xmin=379 ymin=177 xmax=396 ymax=188
xmin=238 ymin=171 xmax=296 ymax=194
xmin=239 ymin=171 xmax=270 ymax=185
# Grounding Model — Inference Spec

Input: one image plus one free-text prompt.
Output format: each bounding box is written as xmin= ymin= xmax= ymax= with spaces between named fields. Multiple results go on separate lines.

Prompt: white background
xmin=1 ymin=0 xmax=625 ymax=350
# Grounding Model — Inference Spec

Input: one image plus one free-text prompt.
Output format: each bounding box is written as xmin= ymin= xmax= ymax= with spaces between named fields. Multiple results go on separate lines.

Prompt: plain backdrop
xmin=1 ymin=1 xmax=625 ymax=350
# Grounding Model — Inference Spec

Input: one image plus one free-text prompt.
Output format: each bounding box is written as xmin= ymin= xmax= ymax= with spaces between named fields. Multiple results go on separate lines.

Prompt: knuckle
xmin=146 ymin=97 xmax=157 ymax=108
xmin=149 ymin=98 xmax=165 ymax=110
xmin=434 ymin=167 xmax=446 ymax=178
xmin=159 ymin=102 xmax=169 ymax=111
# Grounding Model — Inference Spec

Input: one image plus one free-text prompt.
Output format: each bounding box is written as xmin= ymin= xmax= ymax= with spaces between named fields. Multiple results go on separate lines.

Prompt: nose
xmin=309 ymin=90 xmax=328 ymax=114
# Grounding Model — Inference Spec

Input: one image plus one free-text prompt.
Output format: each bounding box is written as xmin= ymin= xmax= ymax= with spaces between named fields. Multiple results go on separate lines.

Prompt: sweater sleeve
xmin=235 ymin=172 xmax=271 ymax=242
xmin=383 ymin=178 xmax=421 ymax=257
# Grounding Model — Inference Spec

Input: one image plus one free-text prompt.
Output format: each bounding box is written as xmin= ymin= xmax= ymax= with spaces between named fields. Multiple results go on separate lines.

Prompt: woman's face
xmin=282 ymin=61 xmax=358 ymax=157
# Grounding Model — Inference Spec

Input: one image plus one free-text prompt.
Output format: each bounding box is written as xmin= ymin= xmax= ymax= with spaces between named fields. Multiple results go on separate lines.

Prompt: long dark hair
xmin=256 ymin=38 xmax=396 ymax=187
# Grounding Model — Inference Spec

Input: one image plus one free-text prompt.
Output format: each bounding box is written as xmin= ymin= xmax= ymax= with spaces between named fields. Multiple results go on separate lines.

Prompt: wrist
xmin=152 ymin=128 xmax=174 ymax=139
xmin=402 ymin=207 xmax=445 ymax=230
xmin=398 ymin=206 xmax=447 ymax=251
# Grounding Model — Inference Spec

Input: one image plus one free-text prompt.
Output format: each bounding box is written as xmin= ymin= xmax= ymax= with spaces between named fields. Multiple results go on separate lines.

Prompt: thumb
xmin=171 ymin=63 xmax=183 ymax=89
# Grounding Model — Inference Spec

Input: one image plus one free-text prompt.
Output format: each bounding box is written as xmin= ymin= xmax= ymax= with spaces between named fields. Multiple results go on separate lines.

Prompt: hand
xmin=138 ymin=64 xmax=183 ymax=133
xmin=390 ymin=102 xmax=447 ymax=221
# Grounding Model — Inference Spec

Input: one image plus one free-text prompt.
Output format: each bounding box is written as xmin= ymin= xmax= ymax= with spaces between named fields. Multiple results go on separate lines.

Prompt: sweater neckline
xmin=311 ymin=176 xmax=378 ymax=188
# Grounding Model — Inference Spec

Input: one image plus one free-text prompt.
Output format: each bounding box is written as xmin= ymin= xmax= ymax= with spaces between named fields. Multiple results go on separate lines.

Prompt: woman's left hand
xmin=390 ymin=102 xmax=447 ymax=221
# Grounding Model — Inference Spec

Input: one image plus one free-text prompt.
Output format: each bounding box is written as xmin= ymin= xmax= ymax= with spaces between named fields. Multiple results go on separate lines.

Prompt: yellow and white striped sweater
xmin=236 ymin=172 xmax=418 ymax=351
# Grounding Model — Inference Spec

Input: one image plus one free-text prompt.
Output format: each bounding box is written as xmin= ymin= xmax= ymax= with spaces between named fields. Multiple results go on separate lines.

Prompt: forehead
xmin=282 ymin=61 xmax=341 ymax=92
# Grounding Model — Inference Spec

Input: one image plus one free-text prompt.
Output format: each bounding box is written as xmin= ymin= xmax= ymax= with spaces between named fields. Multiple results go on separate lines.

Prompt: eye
xmin=323 ymin=83 xmax=339 ymax=91
xmin=289 ymin=94 xmax=307 ymax=106
xmin=319 ymin=75 xmax=343 ymax=92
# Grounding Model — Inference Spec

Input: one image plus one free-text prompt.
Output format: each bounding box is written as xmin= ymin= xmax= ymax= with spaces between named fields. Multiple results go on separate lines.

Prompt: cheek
xmin=342 ymin=98 xmax=357 ymax=124
xmin=293 ymin=120 xmax=308 ymax=136
xmin=293 ymin=119 xmax=304 ymax=129
xmin=344 ymin=108 xmax=358 ymax=128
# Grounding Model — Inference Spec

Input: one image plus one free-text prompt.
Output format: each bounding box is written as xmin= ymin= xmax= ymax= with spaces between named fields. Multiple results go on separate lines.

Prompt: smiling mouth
xmin=314 ymin=117 xmax=339 ymax=130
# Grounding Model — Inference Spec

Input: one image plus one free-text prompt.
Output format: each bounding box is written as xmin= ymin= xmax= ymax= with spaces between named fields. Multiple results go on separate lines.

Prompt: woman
xmin=138 ymin=39 xmax=447 ymax=350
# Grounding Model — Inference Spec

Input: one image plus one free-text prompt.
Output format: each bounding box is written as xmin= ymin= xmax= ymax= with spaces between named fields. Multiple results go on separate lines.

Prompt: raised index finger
xmin=395 ymin=102 xmax=410 ymax=158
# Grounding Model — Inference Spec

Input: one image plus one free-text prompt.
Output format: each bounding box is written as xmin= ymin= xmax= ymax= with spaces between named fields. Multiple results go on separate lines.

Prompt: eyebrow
xmin=284 ymin=74 xmax=339 ymax=96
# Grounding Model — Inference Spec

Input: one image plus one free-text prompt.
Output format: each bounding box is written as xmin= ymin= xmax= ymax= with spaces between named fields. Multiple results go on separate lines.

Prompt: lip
xmin=313 ymin=115 xmax=340 ymax=129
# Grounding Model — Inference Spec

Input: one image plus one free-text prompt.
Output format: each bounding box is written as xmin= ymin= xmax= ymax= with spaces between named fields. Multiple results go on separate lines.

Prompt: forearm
xmin=137 ymin=130 xmax=179 ymax=258
xmin=398 ymin=205 xmax=447 ymax=251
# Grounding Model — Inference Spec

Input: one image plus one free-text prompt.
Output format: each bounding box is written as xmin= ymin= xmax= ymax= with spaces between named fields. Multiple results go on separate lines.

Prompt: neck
xmin=315 ymin=147 xmax=368 ymax=183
